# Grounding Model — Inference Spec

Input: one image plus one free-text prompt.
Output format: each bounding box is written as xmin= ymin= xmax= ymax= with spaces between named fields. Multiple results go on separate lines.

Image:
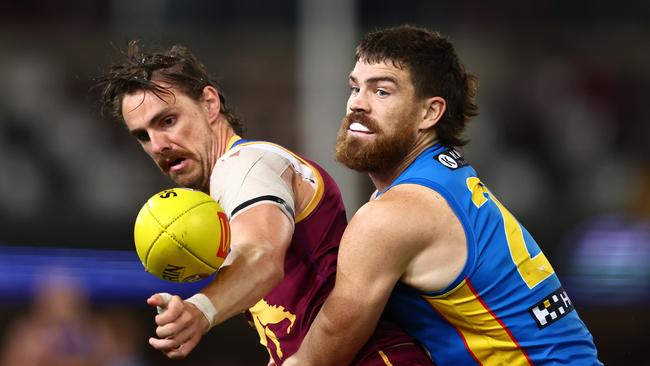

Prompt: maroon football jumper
xmin=232 ymin=139 xmax=431 ymax=365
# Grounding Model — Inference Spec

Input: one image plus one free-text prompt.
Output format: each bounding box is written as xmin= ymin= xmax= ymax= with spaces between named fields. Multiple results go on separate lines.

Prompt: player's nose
xmin=348 ymin=92 xmax=370 ymax=113
xmin=149 ymin=131 xmax=171 ymax=154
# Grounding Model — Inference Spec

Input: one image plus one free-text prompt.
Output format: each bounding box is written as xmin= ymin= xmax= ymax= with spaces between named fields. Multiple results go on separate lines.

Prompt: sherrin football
xmin=133 ymin=188 xmax=231 ymax=282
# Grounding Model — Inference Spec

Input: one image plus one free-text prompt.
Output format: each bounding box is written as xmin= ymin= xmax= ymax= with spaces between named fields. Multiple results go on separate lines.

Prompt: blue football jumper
xmin=380 ymin=143 xmax=602 ymax=365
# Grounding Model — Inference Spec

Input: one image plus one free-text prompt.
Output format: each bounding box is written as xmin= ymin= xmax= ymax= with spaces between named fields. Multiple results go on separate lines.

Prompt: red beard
xmin=335 ymin=111 xmax=416 ymax=172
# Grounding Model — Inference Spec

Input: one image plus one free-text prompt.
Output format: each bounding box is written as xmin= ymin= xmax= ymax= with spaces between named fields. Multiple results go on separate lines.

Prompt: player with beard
xmin=96 ymin=41 xmax=434 ymax=365
xmin=285 ymin=25 xmax=602 ymax=366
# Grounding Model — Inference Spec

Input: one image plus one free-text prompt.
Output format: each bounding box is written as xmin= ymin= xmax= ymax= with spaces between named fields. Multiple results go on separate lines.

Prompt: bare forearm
xmin=293 ymin=317 xmax=363 ymax=365
xmin=201 ymin=248 xmax=283 ymax=326
xmin=196 ymin=204 xmax=292 ymax=328
xmin=289 ymin=295 xmax=378 ymax=365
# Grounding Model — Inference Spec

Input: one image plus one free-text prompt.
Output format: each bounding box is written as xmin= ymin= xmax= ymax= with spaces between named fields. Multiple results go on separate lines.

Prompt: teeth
xmin=349 ymin=122 xmax=370 ymax=133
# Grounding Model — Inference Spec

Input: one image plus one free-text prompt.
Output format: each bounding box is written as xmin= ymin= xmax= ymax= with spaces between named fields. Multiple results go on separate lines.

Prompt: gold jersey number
xmin=467 ymin=177 xmax=555 ymax=289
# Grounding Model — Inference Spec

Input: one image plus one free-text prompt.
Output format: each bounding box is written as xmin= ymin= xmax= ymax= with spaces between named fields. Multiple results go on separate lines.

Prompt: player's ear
xmin=419 ymin=96 xmax=446 ymax=131
xmin=202 ymin=86 xmax=221 ymax=124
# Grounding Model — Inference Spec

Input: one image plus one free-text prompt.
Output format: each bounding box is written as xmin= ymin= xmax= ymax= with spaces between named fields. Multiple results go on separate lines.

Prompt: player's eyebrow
xmin=349 ymin=74 xmax=399 ymax=86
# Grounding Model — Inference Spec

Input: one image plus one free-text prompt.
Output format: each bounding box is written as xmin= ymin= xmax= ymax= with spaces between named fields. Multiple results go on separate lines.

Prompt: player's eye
xmin=376 ymin=89 xmax=390 ymax=97
xmin=349 ymin=86 xmax=360 ymax=95
xmin=161 ymin=116 xmax=176 ymax=126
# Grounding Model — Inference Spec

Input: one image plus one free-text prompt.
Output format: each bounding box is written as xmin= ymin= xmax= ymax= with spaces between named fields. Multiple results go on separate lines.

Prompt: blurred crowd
xmin=0 ymin=1 xmax=647 ymax=364
xmin=0 ymin=272 xmax=146 ymax=366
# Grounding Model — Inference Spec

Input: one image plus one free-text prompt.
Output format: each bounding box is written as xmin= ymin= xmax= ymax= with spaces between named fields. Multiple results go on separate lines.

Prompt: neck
xmin=214 ymin=120 xmax=236 ymax=159
xmin=203 ymin=118 xmax=235 ymax=192
xmin=369 ymin=135 xmax=438 ymax=192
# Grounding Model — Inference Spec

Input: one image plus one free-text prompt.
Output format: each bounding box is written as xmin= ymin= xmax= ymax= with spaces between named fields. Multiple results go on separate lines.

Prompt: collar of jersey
xmin=226 ymin=135 xmax=243 ymax=151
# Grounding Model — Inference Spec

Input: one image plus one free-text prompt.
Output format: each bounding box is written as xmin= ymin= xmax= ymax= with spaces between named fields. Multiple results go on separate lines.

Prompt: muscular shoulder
xmin=343 ymin=183 xmax=466 ymax=289
xmin=362 ymin=184 xmax=454 ymax=238
xmin=343 ymin=185 xmax=441 ymax=261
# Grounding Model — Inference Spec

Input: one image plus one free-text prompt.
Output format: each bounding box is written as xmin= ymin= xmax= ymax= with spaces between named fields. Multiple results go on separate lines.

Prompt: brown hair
xmin=356 ymin=25 xmax=478 ymax=147
xmin=96 ymin=41 xmax=244 ymax=135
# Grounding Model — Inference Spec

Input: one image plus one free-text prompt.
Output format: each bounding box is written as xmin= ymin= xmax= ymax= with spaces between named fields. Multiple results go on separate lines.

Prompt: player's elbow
xmin=319 ymin=301 xmax=361 ymax=337
xmin=309 ymin=310 xmax=367 ymax=365
xmin=318 ymin=311 xmax=346 ymax=338
xmin=248 ymin=243 xmax=285 ymax=287
xmin=317 ymin=293 xmax=381 ymax=351
xmin=263 ymin=254 xmax=285 ymax=286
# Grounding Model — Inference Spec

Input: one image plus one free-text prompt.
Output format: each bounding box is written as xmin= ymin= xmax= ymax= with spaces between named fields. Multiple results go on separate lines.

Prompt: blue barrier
xmin=0 ymin=245 xmax=212 ymax=305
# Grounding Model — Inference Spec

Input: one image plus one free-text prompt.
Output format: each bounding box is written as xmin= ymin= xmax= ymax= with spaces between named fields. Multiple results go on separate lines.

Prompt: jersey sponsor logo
xmin=434 ymin=148 xmax=468 ymax=170
xmin=529 ymin=287 xmax=575 ymax=329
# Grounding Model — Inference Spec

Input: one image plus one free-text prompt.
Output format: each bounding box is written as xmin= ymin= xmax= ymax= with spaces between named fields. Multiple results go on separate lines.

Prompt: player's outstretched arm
xmin=285 ymin=194 xmax=422 ymax=365
xmin=202 ymin=203 xmax=294 ymax=322
xmin=147 ymin=203 xmax=293 ymax=358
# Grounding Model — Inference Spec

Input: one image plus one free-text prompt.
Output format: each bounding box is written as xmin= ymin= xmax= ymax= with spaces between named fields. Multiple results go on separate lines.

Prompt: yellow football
xmin=133 ymin=188 xmax=230 ymax=282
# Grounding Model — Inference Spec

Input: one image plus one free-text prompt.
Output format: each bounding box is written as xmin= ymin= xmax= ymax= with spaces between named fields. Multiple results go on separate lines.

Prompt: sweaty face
xmin=121 ymin=86 xmax=215 ymax=190
xmin=335 ymin=60 xmax=420 ymax=172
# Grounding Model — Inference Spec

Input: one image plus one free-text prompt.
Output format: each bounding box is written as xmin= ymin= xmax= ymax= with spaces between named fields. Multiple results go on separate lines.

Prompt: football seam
xmin=144 ymin=200 xmax=220 ymax=271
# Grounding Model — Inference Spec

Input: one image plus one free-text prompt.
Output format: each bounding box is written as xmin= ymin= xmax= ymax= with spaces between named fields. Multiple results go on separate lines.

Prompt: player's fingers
xmin=155 ymin=307 xmax=199 ymax=339
xmin=165 ymin=346 xmax=189 ymax=359
xmin=165 ymin=344 xmax=192 ymax=359
xmin=162 ymin=315 xmax=200 ymax=342
xmin=155 ymin=295 xmax=184 ymax=325
xmin=164 ymin=337 xmax=200 ymax=359
xmin=155 ymin=321 xmax=179 ymax=339
xmin=151 ymin=326 xmax=200 ymax=358
xmin=147 ymin=292 xmax=172 ymax=307
xmin=149 ymin=336 xmax=181 ymax=352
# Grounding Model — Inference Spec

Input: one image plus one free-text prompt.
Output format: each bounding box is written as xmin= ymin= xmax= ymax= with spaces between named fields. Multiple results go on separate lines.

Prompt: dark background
xmin=0 ymin=1 xmax=648 ymax=365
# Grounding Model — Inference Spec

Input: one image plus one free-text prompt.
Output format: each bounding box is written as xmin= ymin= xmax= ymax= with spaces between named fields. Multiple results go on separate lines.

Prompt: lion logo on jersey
xmin=249 ymin=299 xmax=296 ymax=359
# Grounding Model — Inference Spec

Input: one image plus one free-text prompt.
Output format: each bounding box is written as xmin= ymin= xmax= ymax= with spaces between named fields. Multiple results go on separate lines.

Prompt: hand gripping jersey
xmin=381 ymin=143 xmax=602 ymax=366
xmin=213 ymin=136 xmax=422 ymax=365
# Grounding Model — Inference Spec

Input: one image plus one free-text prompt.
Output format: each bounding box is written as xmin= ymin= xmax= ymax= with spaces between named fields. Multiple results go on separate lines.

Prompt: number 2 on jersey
xmin=467 ymin=177 xmax=554 ymax=289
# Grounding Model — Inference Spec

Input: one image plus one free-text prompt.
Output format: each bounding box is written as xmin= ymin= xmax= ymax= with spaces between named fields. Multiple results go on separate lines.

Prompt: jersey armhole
xmin=392 ymin=178 xmax=477 ymax=296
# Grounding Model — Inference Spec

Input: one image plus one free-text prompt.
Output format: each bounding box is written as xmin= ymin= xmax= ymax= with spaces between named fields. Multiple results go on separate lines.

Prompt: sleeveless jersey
xmin=381 ymin=143 xmax=602 ymax=365
xmin=224 ymin=137 xmax=420 ymax=365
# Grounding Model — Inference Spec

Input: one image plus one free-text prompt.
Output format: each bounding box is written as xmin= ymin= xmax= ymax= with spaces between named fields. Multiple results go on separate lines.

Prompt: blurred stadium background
xmin=0 ymin=0 xmax=648 ymax=365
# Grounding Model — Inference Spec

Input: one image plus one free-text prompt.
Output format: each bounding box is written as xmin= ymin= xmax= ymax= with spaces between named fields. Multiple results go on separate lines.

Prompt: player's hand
xmin=146 ymin=293 xmax=210 ymax=358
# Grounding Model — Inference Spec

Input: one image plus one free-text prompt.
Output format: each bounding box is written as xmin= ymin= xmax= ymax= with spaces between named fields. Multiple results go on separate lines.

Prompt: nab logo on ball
xmin=162 ymin=263 xmax=185 ymax=282
xmin=133 ymin=188 xmax=231 ymax=283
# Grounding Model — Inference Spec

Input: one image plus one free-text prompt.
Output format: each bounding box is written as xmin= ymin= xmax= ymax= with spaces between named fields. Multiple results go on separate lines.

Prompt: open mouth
xmin=348 ymin=122 xmax=373 ymax=134
xmin=167 ymin=157 xmax=187 ymax=172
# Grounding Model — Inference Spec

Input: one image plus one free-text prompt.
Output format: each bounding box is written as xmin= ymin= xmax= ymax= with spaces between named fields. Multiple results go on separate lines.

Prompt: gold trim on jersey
xmin=423 ymin=278 xmax=532 ymax=366
xmin=226 ymin=135 xmax=242 ymax=151
xmin=229 ymin=138 xmax=324 ymax=223
xmin=378 ymin=350 xmax=394 ymax=366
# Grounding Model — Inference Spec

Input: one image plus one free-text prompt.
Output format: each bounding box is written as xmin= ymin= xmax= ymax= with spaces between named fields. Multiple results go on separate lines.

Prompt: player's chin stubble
xmin=335 ymin=114 xmax=416 ymax=173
